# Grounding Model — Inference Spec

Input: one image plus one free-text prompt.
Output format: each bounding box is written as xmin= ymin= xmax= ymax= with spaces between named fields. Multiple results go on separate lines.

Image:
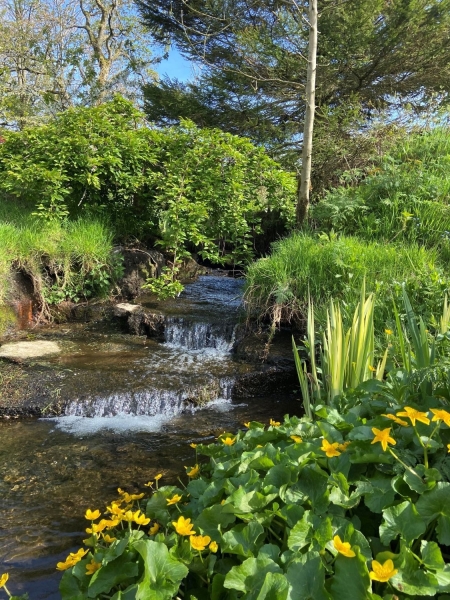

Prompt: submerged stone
xmin=0 ymin=340 xmax=61 ymax=359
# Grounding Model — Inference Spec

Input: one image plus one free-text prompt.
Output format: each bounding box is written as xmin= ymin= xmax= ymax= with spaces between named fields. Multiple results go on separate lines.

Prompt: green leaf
xmin=59 ymin=570 xmax=86 ymax=600
xmin=421 ymin=541 xmax=445 ymax=570
xmin=224 ymin=555 xmax=283 ymax=599
xmin=328 ymin=552 xmax=371 ymax=600
xmin=256 ymin=572 xmax=289 ymax=599
xmin=285 ymin=551 xmax=331 ymax=600
xmin=196 ymin=503 xmax=236 ymax=542
xmin=287 ymin=510 xmax=317 ymax=551
xmin=417 ymin=482 xmax=450 ymax=545
xmin=291 ymin=464 xmax=330 ymax=514
xmin=88 ymin=554 xmax=139 ymax=598
xmin=134 ymin=540 xmax=188 ymax=600
xmin=221 ymin=521 xmax=265 ymax=557
xmin=391 ymin=546 xmax=439 ymax=596
xmin=380 ymin=501 xmax=427 ymax=545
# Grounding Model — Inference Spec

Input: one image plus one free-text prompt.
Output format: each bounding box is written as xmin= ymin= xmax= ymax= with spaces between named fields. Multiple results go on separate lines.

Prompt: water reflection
xmin=0 ymin=396 xmax=298 ymax=598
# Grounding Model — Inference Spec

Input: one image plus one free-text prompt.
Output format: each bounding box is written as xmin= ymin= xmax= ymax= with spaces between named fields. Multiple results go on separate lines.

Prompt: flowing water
xmin=0 ymin=276 xmax=298 ymax=598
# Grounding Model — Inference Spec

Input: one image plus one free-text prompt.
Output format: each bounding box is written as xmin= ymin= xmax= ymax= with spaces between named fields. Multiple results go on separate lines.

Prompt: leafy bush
xmin=310 ymin=126 xmax=450 ymax=252
xmin=244 ymin=233 xmax=449 ymax=329
xmin=0 ymin=96 xmax=296 ymax=267
xmin=52 ymin=385 xmax=450 ymax=599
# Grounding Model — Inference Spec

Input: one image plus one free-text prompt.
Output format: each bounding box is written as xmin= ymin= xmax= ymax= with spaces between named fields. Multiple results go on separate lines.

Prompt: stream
xmin=0 ymin=276 xmax=298 ymax=598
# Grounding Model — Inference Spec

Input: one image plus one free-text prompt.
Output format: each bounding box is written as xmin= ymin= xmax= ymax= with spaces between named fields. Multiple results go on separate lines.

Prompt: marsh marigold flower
xmin=149 ymin=522 xmax=160 ymax=535
xmin=385 ymin=329 xmax=393 ymax=335
xmin=209 ymin=541 xmax=218 ymax=553
xmin=270 ymin=419 xmax=280 ymax=427
xmin=134 ymin=511 xmax=150 ymax=526
xmin=172 ymin=516 xmax=195 ymax=536
xmin=190 ymin=535 xmax=211 ymax=551
xmin=338 ymin=441 xmax=350 ymax=452
xmin=187 ymin=464 xmax=200 ymax=478
xmin=144 ymin=481 xmax=154 ymax=487
xmin=447 ymin=443 xmax=450 ymax=453
xmin=321 ymin=439 xmax=341 ymax=458
xmin=166 ymin=494 xmax=182 ymax=505
xmin=103 ymin=534 xmax=117 ymax=544
xmin=396 ymin=406 xmax=430 ymax=426
xmin=86 ymin=560 xmax=102 ymax=576
xmin=369 ymin=559 xmax=398 ymax=582
xmin=382 ymin=414 xmax=408 ymax=427
xmin=333 ymin=535 xmax=355 ymax=558
xmin=244 ymin=422 xmax=250 ymax=428
xmin=154 ymin=474 xmax=162 ymax=481
xmin=371 ymin=427 xmax=396 ymax=451
xmin=368 ymin=365 xmax=377 ymax=373
xmin=221 ymin=437 xmax=235 ymax=446
xmin=85 ymin=509 xmax=101 ymax=521
xmin=430 ymin=408 xmax=450 ymax=427
xmin=0 ymin=573 xmax=8 ymax=588
xmin=290 ymin=435 xmax=302 ymax=443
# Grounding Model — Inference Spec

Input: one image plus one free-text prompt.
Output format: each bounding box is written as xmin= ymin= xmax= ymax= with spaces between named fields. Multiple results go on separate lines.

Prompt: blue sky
xmin=154 ymin=49 xmax=197 ymax=82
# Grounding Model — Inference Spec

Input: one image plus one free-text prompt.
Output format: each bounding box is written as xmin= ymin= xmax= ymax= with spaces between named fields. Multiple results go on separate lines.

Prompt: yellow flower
xmin=106 ymin=502 xmax=123 ymax=516
xmin=122 ymin=510 xmax=135 ymax=522
xmin=430 ymin=408 xmax=450 ymax=427
xmin=103 ymin=534 xmax=117 ymax=544
xmin=333 ymin=535 xmax=355 ymax=558
xmin=397 ymin=406 xmax=430 ymax=426
xmin=337 ymin=441 xmax=350 ymax=451
xmin=144 ymin=481 xmax=154 ymax=487
xmin=56 ymin=557 xmax=76 ymax=571
xmin=371 ymin=427 xmax=396 ymax=451
xmin=321 ymin=439 xmax=341 ymax=458
xmin=369 ymin=559 xmax=398 ymax=582
xmin=187 ymin=464 xmax=200 ymax=478
xmin=129 ymin=493 xmax=145 ymax=501
xmin=221 ymin=437 xmax=235 ymax=446
xmin=69 ymin=548 xmax=88 ymax=560
xmin=382 ymin=413 xmax=409 ymax=427
xmin=0 ymin=573 xmax=8 ymax=588
xmin=447 ymin=443 xmax=450 ymax=453
xmin=270 ymin=419 xmax=281 ymax=427
xmin=368 ymin=365 xmax=376 ymax=372
xmin=101 ymin=518 xmax=120 ymax=528
xmin=134 ymin=511 xmax=150 ymax=526
xmin=154 ymin=474 xmax=162 ymax=481
xmin=149 ymin=522 xmax=160 ymax=535
xmin=385 ymin=329 xmax=393 ymax=335
xmin=190 ymin=443 xmax=198 ymax=449
xmin=85 ymin=521 xmax=107 ymax=534
xmin=167 ymin=494 xmax=182 ymax=505
xmin=244 ymin=422 xmax=250 ymax=428
xmin=85 ymin=509 xmax=101 ymax=521
xmin=172 ymin=516 xmax=195 ymax=536
xmin=190 ymin=535 xmax=211 ymax=551
xmin=86 ymin=560 xmax=102 ymax=576
xmin=209 ymin=541 xmax=218 ymax=553
xmin=290 ymin=435 xmax=302 ymax=443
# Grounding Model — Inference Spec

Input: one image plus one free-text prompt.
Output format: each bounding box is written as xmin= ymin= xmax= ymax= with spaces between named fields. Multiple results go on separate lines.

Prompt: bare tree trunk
xmin=296 ymin=0 xmax=318 ymax=225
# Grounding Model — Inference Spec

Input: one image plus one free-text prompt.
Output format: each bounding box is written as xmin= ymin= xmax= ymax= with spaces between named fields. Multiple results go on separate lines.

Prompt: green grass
xmin=0 ymin=201 xmax=115 ymax=306
xmin=244 ymin=232 xmax=449 ymax=331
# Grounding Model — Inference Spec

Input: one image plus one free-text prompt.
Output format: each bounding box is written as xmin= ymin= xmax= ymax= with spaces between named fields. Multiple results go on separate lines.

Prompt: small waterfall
xmin=59 ymin=276 xmax=243 ymax=424
xmin=164 ymin=317 xmax=236 ymax=352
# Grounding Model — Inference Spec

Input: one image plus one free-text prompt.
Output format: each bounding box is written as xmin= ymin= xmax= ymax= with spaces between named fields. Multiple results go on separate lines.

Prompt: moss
xmin=0 ymin=305 xmax=17 ymax=337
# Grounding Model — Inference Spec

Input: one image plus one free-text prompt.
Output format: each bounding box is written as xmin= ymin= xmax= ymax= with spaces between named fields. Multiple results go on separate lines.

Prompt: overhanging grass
xmin=244 ymin=233 xmax=449 ymax=330
xmin=0 ymin=202 xmax=115 ymax=306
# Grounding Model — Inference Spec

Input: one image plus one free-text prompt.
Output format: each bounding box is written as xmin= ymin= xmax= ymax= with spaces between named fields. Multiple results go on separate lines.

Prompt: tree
xmin=137 ymin=0 xmax=450 ymax=218
xmin=0 ymin=0 xmax=158 ymax=128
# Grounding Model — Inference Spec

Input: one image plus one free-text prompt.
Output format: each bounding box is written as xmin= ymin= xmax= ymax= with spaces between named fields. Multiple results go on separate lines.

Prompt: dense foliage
xmin=0 ymin=97 xmax=296 ymax=268
xmin=52 ymin=386 xmax=450 ymax=598
xmin=244 ymin=232 xmax=449 ymax=329
xmin=311 ymin=126 xmax=450 ymax=252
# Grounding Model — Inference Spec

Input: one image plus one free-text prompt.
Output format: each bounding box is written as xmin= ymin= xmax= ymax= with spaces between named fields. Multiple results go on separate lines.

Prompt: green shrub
xmin=244 ymin=233 xmax=449 ymax=330
xmin=53 ymin=385 xmax=450 ymax=599
xmin=0 ymin=96 xmax=296 ymax=267
xmin=311 ymin=126 xmax=450 ymax=252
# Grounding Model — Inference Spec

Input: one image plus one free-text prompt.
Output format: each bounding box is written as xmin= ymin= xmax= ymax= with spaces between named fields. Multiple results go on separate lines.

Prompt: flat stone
xmin=113 ymin=303 xmax=141 ymax=316
xmin=0 ymin=341 xmax=61 ymax=359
